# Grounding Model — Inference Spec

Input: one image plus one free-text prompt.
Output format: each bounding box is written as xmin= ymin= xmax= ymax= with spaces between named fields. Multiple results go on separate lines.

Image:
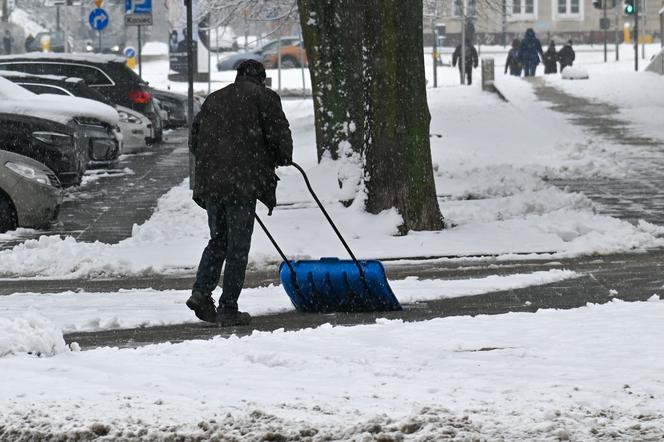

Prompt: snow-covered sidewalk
xmin=0 ymin=270 xmax=577 ymax=334
xmin=1 ymin=298 xmax=663 ymax=440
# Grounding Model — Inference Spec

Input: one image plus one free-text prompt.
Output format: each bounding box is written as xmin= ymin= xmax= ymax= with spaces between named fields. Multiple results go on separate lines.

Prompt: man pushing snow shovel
xmin=187 ymin=60 xmax=293 ymax=326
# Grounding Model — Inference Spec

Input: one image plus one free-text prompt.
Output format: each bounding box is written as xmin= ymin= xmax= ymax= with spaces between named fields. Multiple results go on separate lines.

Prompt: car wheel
xmin=281 ymin=56 xmax=300 ymax=69
xmin=0 ymin=191 xmax=18 ymax=233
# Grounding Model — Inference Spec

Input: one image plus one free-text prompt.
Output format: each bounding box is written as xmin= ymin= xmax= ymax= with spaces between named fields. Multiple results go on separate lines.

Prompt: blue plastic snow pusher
xmin=254 ymin=162 xmax=402 ymax=313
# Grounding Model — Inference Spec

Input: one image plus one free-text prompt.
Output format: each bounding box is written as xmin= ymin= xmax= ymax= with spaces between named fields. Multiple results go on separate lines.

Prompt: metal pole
xmin=64 ymin=3 xmax=69 ymax=53
xmin=186 ymin=0 xmax=195 ymax=190
xmin=138 ymin=25 xmax=142 ymax=77
xmin=207 ymin=28 xmax=211 ymax=95
xmin=634 ymin=0 xmax=639 ymax=71
xmin=98 ymin=30 xmax=101 ymax=53
xmin=642 ymin=12 xmax=646 ymax=59
xmin=615 ymin=5 xmax=620 ymax=61
xmin=603 ymin=0 xmax=608 ymax=62
xmin=277 ymin=32 xmax=282 ymax=94
xmin=56 ymin=5 xmax=61 ymax=32
xmin=461 ymin=15 xmax=466 ymax=85
xmin=186 ymin=0 xmax=194 ymax=134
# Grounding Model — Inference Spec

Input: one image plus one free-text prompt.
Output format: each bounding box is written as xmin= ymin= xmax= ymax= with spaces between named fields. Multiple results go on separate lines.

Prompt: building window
xmin=555 ymin=0 xmax=583 ymax=17
xmin=453 ymin=0 xmax=477 ymax=17
xmin=510 ymin=0 xmax=536 ymax=18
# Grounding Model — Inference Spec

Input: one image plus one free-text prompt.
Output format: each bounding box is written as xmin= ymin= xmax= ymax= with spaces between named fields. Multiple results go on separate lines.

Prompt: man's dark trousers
xmin=193 ymin=197 xmax=256 ymax=311
xmin=459 ymin=66 xmax=473 ymax=85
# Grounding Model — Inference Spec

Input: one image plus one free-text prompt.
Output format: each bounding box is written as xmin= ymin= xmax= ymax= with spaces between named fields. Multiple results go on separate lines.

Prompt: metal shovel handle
xmin=289 ymin=162 xmax=367 ymax=281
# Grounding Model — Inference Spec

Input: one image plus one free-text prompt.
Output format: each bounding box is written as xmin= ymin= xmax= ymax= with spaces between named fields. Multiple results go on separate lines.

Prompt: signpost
xmin=125 ymin=0 xmax=152 ymax=77
xmin=89 ymin=7 xmax=109 ymax=53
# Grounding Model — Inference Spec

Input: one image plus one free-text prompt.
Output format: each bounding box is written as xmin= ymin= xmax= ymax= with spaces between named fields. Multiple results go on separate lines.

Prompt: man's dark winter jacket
xmin=190 ymin=76 xmax=293 ymax=213
xmin=452 ymin=44 xmax=479 ymax=70
xmin=558 ymin=44 xmax=575 ymax=69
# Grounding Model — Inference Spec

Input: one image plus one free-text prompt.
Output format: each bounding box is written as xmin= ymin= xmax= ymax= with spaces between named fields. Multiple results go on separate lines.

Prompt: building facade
xmin=427 ymin=0 xmax=662 ymax=45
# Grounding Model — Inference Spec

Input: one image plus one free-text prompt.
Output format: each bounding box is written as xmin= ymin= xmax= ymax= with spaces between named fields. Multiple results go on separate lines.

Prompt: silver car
xmin=0 ymin=150 xmax=63 ymax=232
xmin=116 ymin=105 xmax=153 ymax=153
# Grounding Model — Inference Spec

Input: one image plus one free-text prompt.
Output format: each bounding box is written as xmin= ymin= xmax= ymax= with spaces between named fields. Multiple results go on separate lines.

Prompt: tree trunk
xmin=363 ymin=0 xmax=443 ymax=231
xmin=297 ymin=0 xmax=364 ymax=161
xmin=298 ymin=0 xmax=444 ymax=232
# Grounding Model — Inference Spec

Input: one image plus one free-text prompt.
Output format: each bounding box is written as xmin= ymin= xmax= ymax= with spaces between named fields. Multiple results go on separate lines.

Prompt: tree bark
xmin=297 ymin=0 xmax=364 ymax=161
xmin=297 ymin=0 xmax=444 ymax=232
xmin=363 ymin=0 xmax=443 ymax=231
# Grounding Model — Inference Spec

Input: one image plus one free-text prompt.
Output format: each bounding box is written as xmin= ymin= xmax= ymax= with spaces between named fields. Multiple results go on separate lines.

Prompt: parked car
xmin=0 ymin=53 xmax=162 ymax=143
xmin=1 ymin=71 xmax=153 ymax=152
xmin=151 ymin=89 xmax=201 ymax=129
xmin=0 ymin=75 xmax=121 ymax=168
xmin=216 ymin=37 xmax=300 ymax=71
xmin=25 ymin=31 xmax=72 ymax=53
xmin=263 ymin=40 xmax=308 ymax=69
xmin=0 ymin=150 xmax=63 ymax=233
xmin=0 ymin=113 xmax=83 ymax=187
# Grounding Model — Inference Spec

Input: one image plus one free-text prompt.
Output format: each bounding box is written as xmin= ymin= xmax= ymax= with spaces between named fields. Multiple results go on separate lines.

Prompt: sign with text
xmin=125 ymin=0 xmax=152 ymax=26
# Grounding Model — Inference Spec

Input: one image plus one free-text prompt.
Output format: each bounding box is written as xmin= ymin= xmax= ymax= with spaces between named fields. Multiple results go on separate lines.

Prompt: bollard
xmin=481 ymin=58 xmax=495 ymax=92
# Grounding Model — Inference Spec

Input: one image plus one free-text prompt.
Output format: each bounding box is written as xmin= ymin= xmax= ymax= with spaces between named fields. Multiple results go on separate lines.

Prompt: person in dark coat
xmin=187 ymin=59 xmax=293 ymax=326
xmin=543 ymin=41 xmax=558 ymax=74
xmin=504 ymin=38 xmax=522 ymax=76
xmin=24 ymin=34 xmax=35 ymax=52
xmin=452 ymin=41 xmax=479 ymax=85
xmin=558 ymin=40 xmax=576 ymax=72
xmin=518 ymin=28 xmax=543 ymax=77
xmin=3 ymin=30 xmax=14 ymax=55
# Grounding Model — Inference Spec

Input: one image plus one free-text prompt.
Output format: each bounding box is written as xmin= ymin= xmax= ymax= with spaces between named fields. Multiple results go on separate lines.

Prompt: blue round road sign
xmin=124 ymin=47 xmax=136 ymax=58
xmin=89 ymin=8 xmax=109 ymax=31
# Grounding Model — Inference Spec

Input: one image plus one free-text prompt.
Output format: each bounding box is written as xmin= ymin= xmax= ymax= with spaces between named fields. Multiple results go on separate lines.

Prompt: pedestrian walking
xmin=452 ymin=40 xmax=479 ymax=85
xmin=543 ymin=41 xmax=558 ymax=74
xmin=558 ymin=40 xmax=576 ymax=73
xmin=187 ymin=59 xmax=293 ymax=326
xmin=504 ymin=38 xmax=522 ymax=76
xmin=24 ymin=34 xmax=35 ymax=52
xmin=3 ymin=30 xmax=14 ymax=55
xmin=518 ymin=28 xmax=543 ymax=77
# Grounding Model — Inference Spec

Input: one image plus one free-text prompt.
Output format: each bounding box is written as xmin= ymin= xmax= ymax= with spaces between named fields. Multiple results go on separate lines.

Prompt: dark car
xmin=0 ymin=71 xmax=115 ymax=105
xmin=151 ymin=89 xmax=201 ymax=129
xmin=0 ymin=54 xmax=162 ymax=143
xmin=0 ymin=113 xmax=85 ymax=187
xmin=25 ymin=31 xmax=72 ymax=53
xmin=0 ymin=72 xmax=152 ymax=152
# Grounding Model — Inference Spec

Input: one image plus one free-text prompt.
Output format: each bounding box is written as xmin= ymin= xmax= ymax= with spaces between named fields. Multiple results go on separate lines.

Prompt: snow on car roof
xmin=0 ymin=70 xmax=83 ymax=83
xmin=0 ymin=76 xmax=119 ymax=125
xmin=0 ymin=52 xmax=126 ymax=64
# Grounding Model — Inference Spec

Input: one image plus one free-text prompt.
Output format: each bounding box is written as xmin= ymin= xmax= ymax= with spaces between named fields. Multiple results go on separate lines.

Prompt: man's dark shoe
xmin=186 ymin=291 xmax=217 ymax=323
xmin=217 ymin=308 xmax=252 ymax=327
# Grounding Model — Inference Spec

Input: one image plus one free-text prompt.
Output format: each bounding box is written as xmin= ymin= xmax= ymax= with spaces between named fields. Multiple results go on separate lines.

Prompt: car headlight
xmin=32 ymin=131 xmax=73 ymax=146
xmin=112 ymin=45 xmax=120 ymax=52
xmin=118 ymin=110 xmax=141 ymax=124
xmin=5 ymin=161 xmax=51 ymax=186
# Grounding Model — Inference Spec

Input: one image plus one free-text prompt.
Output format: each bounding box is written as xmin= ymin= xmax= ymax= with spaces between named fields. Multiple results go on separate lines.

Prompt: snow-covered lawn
xmin=1 ymin=298 xmax=663 ymax=440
